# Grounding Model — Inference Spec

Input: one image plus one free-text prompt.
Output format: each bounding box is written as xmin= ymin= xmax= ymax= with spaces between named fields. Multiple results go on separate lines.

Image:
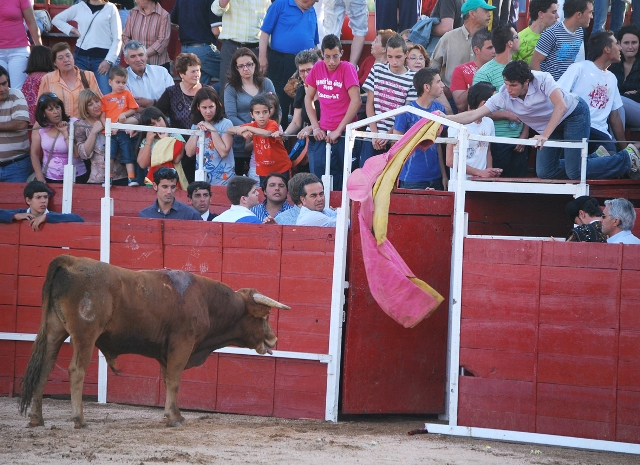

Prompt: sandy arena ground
xmin=0 ymin=396 xmax=637 ymax=464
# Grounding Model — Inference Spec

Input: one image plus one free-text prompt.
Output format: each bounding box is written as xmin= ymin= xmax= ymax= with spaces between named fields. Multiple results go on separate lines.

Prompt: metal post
xmin=322 ymin=142 xmax=333 ymax=198
xmin=195 ymin=130 xmax=205 ymax=182
xmin=61 ymin=120 xmax=75 ymax=213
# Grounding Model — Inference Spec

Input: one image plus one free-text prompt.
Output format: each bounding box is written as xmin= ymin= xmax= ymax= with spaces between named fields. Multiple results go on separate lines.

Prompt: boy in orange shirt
xmin=101 ymin=66 xmax=139 ymax=186
xmin=229 ymin=95 xmax=292 ymax=184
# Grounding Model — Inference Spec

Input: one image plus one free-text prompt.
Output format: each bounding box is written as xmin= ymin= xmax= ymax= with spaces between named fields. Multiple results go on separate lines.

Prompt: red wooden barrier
xmin=0 ymin=215 xmax=335 ymax=420
xmin=459 ymin=238 xmax=640 ymax=443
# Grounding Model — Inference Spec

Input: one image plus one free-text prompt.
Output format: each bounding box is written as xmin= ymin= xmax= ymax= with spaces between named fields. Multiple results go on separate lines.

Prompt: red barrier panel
xmin=459 ymin=238 xmax=640 ymax=444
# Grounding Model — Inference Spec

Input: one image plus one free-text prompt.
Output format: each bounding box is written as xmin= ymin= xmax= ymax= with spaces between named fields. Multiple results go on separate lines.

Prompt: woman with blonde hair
xmin=75 ymin=89 xmax=128 ymax=185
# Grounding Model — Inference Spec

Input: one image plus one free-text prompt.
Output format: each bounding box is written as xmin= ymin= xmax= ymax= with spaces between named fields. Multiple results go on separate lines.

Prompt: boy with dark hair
xmin=531 ymin=0 xmax=593 ymax=80
xmin=558 ymin=30 xmax=625 ymax=154
xmin=101 ymin=65 xmax=139 ymax=186
xmin=186 ymin=181 xmax=216 ymax=221
xmin=447 ymin=82 xmax=502 ymax=179
xmin=229 ymin=96 xmax=292 ymax=184
xmin=391 ymin=68 xmax=448 ymax=190
xmin=139 ymin=167 xmax=201 ymax=219
xmin=305 ymin=33 xmax=361 ymax=190
xmin=360 ymin=33 xmax=417 ymax=166
xmin=565 ymin=195 xmax=607 ymax=242
xmin=0 ymin=181 xmax=84 ymax=230
xmin=450 ymin=28 xmax=495 ymax=111
xmin=213 ymin=176 xmax=262 ymax=224
xmin=513 ymin=0 xmax=559 ymax=63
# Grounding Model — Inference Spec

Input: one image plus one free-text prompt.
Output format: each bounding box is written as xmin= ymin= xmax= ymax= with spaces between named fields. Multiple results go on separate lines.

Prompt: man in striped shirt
xmin=0 ymin=66 xmax=31 ymax=183
xmin=360 ymin=34 xmax=417 ymax=167
xmin=530 ymin=0 xmax=592 ymax=80
xmin=212 ymin=0 xmax=271 ymax=97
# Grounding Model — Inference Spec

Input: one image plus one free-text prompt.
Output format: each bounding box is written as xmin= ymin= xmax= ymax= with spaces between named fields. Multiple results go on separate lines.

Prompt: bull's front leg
xmin=162 ymin=345 xmax=192 ymax=427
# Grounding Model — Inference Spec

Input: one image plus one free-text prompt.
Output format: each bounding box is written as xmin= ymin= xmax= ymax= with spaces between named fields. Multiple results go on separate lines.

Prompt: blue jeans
xmin=0 ymin=155 xmax=32 ymax=182
xmin=110 ymin=131 xmax=135 ymax=164
xmin=536 ymin=98 xmax=630 ymax=179
xmin=589 ymin=127 xmax=617 ymax=154
xmin=490 ymin=142 xmax=528 ymax=177
xmin=181 ymin=44 xmax=221 ymax=85
xmin=309 ymin=137 xmax=346 ymax=191
xmin=73 ymin=52 xmax=111 ymax=95
xmin=359 ymin=139 xmax=387 ymax=168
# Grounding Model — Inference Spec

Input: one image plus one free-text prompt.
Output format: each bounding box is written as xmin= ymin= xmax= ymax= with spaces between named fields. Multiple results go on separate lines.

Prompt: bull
xmin=18 ymin=255 xmax=289 ymax=428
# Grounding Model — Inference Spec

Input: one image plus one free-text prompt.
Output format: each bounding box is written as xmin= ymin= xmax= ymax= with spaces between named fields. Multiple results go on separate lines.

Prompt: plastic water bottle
xmin=509 ymin=120 xmax=519 ymax=130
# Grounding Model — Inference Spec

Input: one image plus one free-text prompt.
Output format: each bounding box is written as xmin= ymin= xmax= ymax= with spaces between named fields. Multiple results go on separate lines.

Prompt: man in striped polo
xmin=0 ymin=66 xmax=31 ymax=183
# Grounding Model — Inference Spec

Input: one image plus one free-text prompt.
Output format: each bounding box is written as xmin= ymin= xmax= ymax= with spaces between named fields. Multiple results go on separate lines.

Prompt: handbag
xmin=284 ymin=74 xmax=302 ymax=99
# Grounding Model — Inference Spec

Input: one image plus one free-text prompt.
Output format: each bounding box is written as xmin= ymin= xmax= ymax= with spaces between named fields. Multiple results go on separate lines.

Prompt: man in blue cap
xmin=431 ymin=0 xmax=495 ymax=110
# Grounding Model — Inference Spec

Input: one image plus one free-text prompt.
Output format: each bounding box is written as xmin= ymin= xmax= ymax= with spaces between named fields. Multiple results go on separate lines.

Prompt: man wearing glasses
xmin=139 ymin=167 xmax=202 ymax=220
xmin=0 ymin=66 xmax=31 ymax=183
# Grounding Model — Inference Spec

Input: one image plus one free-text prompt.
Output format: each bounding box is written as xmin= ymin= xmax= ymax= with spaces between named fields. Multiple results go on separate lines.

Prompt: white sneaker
xmin=594 ymin=145 xmax=611 ymax=157
xmin=625 ymin=144 xmax=640 ymax=179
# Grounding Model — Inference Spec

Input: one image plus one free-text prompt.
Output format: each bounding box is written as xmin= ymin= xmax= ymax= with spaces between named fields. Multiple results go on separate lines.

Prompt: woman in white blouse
xmin=52 ymin=0 xmax=122 ymax=95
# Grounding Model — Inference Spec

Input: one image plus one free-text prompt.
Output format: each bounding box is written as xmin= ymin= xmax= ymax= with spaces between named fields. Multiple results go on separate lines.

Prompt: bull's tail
xmin=18 ymin=255 xmax=71 ymax=415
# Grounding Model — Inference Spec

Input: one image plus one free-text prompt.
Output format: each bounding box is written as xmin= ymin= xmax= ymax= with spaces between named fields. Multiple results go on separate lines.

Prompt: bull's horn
xmin=253 ymin=293 xmax=291 ymax=310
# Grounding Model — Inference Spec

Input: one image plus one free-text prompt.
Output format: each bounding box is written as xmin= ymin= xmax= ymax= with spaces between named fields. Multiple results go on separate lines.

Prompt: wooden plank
xmin=279 ymin=276 xmax=332 ymax=307
xmin=107 ymin=376 xmax=160 ymax=406
xmin=273 ymin=359 xmax=326 ymax=419
xmin=541 ymin=241 xmax=620 ymax=269
xmin=618 ymin=331 xmax=640 ymax=392
xmin=621 ymin=271 xmax=640 ymax=331
xmin=280 ymin=251 xmax=334 ymax=278
xmin=15 ymin=306 xmax=42 ymax=334
xmin=0 ymin=275 xmax=17 ymax=310
xmin=538 ymin=326 xmax=617 ymax=358
xmin=222 ymin=248 xmax=281 ymax=276
xmin=0 ymin=243 xmax=18 ymax=274
xmin=110 ymin=217 xmax=163 ymax=244
xmin=616 ymin=424 xmax=640 ymax=444
xmin=163 ymin=220 xmax=222 ymax=246
xmin=276 ymin=306 xmax=330 ymax=354
xmin=540 ymin=266 xmax=619 ymax=296
xmin=536 ymin=415 xmax=615 ymax=441
xmin=222 ymin=223 xmax=282 ymax=250
xmin=0 ymin=305 xmax=16 ymax=332
xmin=621 ymin=241 xmax=640 ymax=270
xmin=458 ymin=377 xmax=535 ymax=414
xmin=617 ymin=390 xmax=640 ymax=426
xmin=539 ymin=295 xmax=617 ymax=328
xmin=463 ymin=262 xmax=540 ymax=294
xmin=19 ymin=222 xmax=100 ymax=249
xmin=537 ymin=353 xmax=616 ymax=387
xmin=18 ymin=247 xmax=100 ymax=277
xmin=464 ymin=238 xmax=541 ymax=266
xmin=458 ymin=407 xmax=536 ymax=432
xmin=459 ymin=348 xmax=534 ymax=381
xmin=461 ymin=289 xmax=538 ymax=322
xmin=163 ymin=245 xmax=222 ymax=275
xmin=16 ymin=276 xmax=44 ymax=307
xmin=536 ymin=383 xmax=615 ymax=423
xmin=110 ymin=243 xmax=163 ymax=270
xmin=0 ymin=341 xmax=15 ymax=396
xmin=388 ymin=191 xmax=455 ymax=216
xmin=281 ymin=226 xmax=335 ymax=253
xmin=460 ymin=320 xmax=536 ymax=352
xmin=216 ymin=354 xmax=275 ymax=416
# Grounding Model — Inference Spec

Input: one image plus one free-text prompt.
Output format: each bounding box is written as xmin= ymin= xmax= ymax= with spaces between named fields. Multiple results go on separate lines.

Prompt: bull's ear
xmin=237 ymin=289 xmax=271 ymax=319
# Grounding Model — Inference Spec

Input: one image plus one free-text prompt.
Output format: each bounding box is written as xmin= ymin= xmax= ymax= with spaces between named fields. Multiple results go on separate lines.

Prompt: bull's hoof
xmin=165 ymin=420 xmax=182 ymax=427
xmin=28 ymin=414 xmax=44 ymax=427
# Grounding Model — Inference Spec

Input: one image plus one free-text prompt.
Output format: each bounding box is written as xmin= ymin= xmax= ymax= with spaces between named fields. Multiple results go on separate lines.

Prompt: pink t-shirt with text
xmin=0 ymin=0 xmax=32 ymax=49
xmin=306 ymin=61 xmax=359 ymax=132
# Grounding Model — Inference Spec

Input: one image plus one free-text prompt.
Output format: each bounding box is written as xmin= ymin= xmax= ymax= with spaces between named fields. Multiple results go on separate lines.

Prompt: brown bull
xmin=18 ymin=255 xmax=289 ymax=428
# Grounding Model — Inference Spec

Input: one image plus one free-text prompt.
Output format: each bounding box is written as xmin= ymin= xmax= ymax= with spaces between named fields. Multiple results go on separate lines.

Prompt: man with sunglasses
xmin=139 ymin=167 xmax=202 ymax=220
xmin=0 ymin=66 xmax=31 ymax=183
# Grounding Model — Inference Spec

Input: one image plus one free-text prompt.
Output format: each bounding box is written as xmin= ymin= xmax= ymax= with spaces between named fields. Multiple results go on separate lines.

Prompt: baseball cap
xmin=461 ymin=0 xmax=497 ymax=14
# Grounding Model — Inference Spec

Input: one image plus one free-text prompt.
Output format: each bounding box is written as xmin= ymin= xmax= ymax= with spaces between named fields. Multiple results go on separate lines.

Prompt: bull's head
xmin=237 ymin=289 xmax=290 ymax=355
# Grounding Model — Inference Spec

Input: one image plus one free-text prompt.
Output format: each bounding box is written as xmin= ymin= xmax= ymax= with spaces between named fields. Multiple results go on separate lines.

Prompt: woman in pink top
xmin=22 ymin=45 xmax=55 ymax=125
xmin=0 ymin=0 xmax=42 ymax=90
xmin=30 ymin=93 xmax=88 ymax=184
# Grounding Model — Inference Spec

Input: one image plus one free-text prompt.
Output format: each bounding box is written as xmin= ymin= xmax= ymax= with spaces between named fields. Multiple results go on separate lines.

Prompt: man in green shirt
xmin=513 ymin=0 xmax=560 ymax=64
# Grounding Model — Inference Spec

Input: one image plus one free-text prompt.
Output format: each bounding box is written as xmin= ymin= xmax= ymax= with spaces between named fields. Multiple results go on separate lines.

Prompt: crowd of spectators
xmin=2 ymin=0 xmax=640 ymax=228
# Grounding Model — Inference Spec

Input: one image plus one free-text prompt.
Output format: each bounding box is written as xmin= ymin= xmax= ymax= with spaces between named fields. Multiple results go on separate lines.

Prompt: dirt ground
xmin=0 ymin=396 xmax=637 ymax=465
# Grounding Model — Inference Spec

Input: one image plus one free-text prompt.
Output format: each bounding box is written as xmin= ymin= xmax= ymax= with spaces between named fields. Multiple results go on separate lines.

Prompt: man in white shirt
xmin=123 ymin=41 xmax=174 ymax=110
xmin=602 ymin=198 xmax=640 ymax=244
xmin=296 ymin=178 xmax=337 ymax=227
xmin=213 ymin=176 xmax=262 ymax=224
xmin=558 ymin=31 xmax=625 ymax=154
